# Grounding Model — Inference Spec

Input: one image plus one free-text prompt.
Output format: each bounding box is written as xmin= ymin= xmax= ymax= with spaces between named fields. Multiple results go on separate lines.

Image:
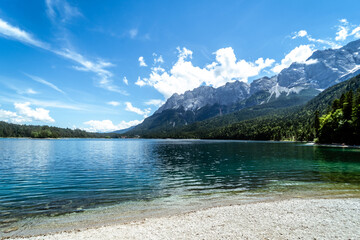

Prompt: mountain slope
xmin=191 ymin=74 xmax=360 ymax=140
xmin=130 ymin=39 xmax=360 ymax=134
xmin=128 ymin=74 xmax=360 ymax=140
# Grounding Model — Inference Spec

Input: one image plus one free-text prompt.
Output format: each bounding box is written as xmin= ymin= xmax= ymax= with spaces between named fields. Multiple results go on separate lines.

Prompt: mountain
xmin=156 ymin=80 xmax=250 ymax=114
xmin=112 ymin=126 xmax=135 ymax=134
xmin=130 ymin=74 xmax=360 ymax=140
xmin=130 ymin=39 xmax=360 ymax=135
xmin=204 ymin=74 xmax=360 ymax=141
xmin=275 ymin=40 xmax=360 ymax=90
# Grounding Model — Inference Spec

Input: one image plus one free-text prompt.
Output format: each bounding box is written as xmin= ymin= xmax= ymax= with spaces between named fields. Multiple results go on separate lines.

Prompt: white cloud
xmin=21 ymin=99 xmax=83 ymax=110
xmin=304 ymin=59 xmax=318 ymax=65
xmin=1 ymin=82 xmax=39 ymax=95
xmin=54 ymin=48 xmax=127 ymax=95
xmin=0 ymin=102 xmax=56 ymax=123
xmin=135 ymin=76 xmax=146 ymax=87
xmin=129 ymin=28 xmax=138 ymax=39
xmin=0 ymin=109 xmax=27 ymax=123
xmin=83 ymin=119 xmax=142 ymax=132
xmin=292 ymin=30 xmax=308 ymax=39
xmin=45 ymin=0 xmax=82 ymax=23
xmin=272 ymin=45 xmax=314 ymax=73
xmin=0 ymin=18 xmax=48 ymax=49
xmin=0 ymin=18 xmax=126 ymax=95
xmin=125 ymin=102 xmax=151 ymax=117
xmin=138 ymin=56 xmax=147 ymax=67
xmin=144 ymin=99 xmax=165 ymax=107
xmin=25 ymin=73 xmax=65 ymax=94
xmin=334 ymin=19 xmax=360 ymax=41
xmin=351 ymin=27 xmax=360 ymax=38
xmin=292 ymin=29 xmax=339 ymax=48
xmin=336 ymin=26 xmax=348 ymax=41
xmin=14 ymin=102 xmax=55 ymax=122
xmin=26 ymin=88 xmax=38 ymax=94
xmin=137 ymin=47 xmax=275 ymax=98
xmin=154 ymin=55 xmax=164 ymax=64
xmin=123 ymin=77 xmax=129 ymax=85
xmin=107 ymin=101 xmax=120 ymax=106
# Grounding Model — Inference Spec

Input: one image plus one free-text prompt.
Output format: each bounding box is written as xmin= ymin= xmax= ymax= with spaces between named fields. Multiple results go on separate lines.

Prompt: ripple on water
xmin=0 ymin=139 xmax=359 ymax=238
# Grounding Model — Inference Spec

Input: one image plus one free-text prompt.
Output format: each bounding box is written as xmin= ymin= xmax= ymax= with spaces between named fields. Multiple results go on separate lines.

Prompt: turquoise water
xmin=1 ymin=139 xmax=360 ymax=236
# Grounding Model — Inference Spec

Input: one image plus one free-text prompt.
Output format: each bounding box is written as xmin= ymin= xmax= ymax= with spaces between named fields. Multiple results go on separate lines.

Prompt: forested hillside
xmin=0 ymin=122 xmax=95 ymax=138
xmin=317 ymin=89 xmax=360 ymax=145
xmin=0 ymin=122 xmax=123 ymax=138
xmin=2 ymin=75 xmax=360 ymax=142
xmin=127 ymin=74 xmax=360 ymax=144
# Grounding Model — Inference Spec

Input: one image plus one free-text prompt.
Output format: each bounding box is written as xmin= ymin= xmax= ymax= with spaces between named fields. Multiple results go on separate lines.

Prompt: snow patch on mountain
xmin=155 ymin=39 xmax=360 ymax=115
xmin=268 ymin=83 xmax=305 ymax=101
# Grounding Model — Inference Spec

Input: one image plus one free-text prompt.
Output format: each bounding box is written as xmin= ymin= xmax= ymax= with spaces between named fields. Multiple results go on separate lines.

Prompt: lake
xmin=1 ymin=138 xmax=360 ymax=237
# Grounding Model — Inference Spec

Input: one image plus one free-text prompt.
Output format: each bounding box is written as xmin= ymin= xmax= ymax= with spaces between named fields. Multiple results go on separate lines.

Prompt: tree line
xmin=0 ymin=122 xmax=123 ymax=138
xmin=130 ymin=74 xmax=360 ymax=145
xmin=316 ymin=89 xmax=360 ymax=145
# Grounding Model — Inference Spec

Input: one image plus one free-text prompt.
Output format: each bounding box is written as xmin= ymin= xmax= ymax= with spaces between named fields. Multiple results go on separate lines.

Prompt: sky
xmin=0 ymin=0 xmax=360 ymax=132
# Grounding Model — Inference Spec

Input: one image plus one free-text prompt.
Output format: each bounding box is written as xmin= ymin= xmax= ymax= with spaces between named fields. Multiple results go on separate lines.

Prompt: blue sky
xmin=0 ymin=0 xmax=360 ymax=132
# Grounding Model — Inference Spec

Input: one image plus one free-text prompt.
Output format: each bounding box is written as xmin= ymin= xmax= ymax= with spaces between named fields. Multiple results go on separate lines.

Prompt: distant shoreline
xmin=2 ymin=137 xmax=360 ymax=148
xmin=311 ymin=142 xmax=360 ymax=149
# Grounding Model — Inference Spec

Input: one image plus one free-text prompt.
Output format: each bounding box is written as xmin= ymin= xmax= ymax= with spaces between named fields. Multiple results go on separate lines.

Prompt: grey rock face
xmin=156 ymin=39 xmax=360 ymax=114
xmin=277 ymin=39 xmax=360 ymax=90
xmin=156 ymin=81 xmax=250 ymax=114
xmin=250 ymin=76 xmax=277 ymax=95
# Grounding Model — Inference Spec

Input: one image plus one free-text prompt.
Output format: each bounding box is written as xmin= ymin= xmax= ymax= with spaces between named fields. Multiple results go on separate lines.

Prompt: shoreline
xmin=7 ymin=196 xmax=360 ymax=240
xmin=2 ymin=137 xmax=360 ymax=149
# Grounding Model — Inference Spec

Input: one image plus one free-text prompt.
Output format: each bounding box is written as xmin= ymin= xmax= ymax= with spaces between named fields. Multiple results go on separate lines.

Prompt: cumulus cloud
xmin=336 ymin=26 xmax=348 ymax=41
xmin=351 ymin=27 xmax=360 ymax=39
xmin=272 ymin=45 xmax=314 ymax=73
xmin=135 ymin=76 xmax=146 ymax=87
xmin=144 ymin=99 xmax=165 ymax=107
xmin=0 ymin=109 xmax=26 ymax=123
xmin=0 ymin=102 xmax=55 ymax=123
xmin=138 ymin=56 xmax=147 ymax=67
xmin=137 ymin=47 xmax=275 ymax=98
xmin=292 ymin=30 xmax=308 ymax=39
xmin=125 ymin=102 xmax=151 ymax=117
xmin=83 ymin=119 xmax=142 ymax=132
xmin=334 ymin=18 xmax=360 ymax=41
xmin=153 ymin=54 xmax=164 ymax=64
xmin=107 ymin=101 xmax=120 ymax=107
xmin=14 ymin=102 xmax=55 ymax=122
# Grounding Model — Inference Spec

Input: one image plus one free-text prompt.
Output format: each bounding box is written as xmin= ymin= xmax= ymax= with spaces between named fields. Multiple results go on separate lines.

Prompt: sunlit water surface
xmin=1 ymin=139 xmax=360 ymax=237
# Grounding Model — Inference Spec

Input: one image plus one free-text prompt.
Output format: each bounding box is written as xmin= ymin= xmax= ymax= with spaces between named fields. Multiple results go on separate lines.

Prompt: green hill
xmin=127 ymin=74 xmax=360 ymax=143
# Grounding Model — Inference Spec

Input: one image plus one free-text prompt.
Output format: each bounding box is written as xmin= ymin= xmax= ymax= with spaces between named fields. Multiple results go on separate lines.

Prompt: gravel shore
xmin=9 ymin=198 xmax=360 ymax=240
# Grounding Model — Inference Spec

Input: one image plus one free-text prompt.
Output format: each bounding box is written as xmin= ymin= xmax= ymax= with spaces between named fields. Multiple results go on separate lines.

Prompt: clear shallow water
xmin=1 ymin=138 xmax=360 ymax=237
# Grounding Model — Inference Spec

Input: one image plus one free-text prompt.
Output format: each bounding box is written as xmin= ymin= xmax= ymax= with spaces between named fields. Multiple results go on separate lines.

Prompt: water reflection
xmin=0 ymin=139 xmax=359 ymax=233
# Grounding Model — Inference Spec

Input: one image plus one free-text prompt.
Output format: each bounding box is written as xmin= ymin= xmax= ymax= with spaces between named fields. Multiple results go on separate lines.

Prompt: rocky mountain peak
xmin=155 ymin=81 xmax=250 ymax=114
xmin=155 ymin=39 xmax=360 ymax=116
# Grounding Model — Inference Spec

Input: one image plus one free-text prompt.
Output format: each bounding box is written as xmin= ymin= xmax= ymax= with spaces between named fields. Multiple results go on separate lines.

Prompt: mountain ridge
xmin=129 ymin=39 xmax=360 ymax=134
xmin=129 ymin=74 xmax=360 ymax=140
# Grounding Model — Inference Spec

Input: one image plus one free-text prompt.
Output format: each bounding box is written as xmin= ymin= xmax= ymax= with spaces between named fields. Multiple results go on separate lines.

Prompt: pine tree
xmin=343 ymin=90 xmax=353 ymax=120
xmin=314 ymin=110 xmax=320 ymax=138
